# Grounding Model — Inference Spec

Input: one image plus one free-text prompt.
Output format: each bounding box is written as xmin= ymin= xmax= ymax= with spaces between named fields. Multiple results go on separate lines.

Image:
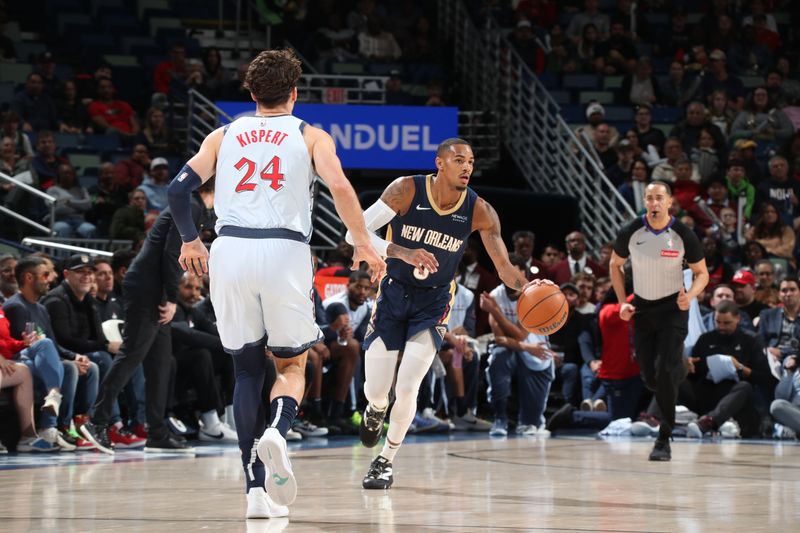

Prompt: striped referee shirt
xmin=613 ymin=215 xmax=703 ymax=302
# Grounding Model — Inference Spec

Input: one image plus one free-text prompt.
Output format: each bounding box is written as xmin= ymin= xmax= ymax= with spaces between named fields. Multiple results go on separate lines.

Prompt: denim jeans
xmin=487 ymin=347 xmax=554 ymax=426
xmin=17 ymin=338 xmax=64 ymax=429
xmin=571 ymin=375 xmax=645 ymax=429
xmin=560 ymin=362 xmax=579 ymax=405
xmin=60 ymin=360 xmax=99 ymax=426
xmin=52 ymin=219 xmax=97 ymax=238
xmin=85 ymin=351 xmax=121 ymax=424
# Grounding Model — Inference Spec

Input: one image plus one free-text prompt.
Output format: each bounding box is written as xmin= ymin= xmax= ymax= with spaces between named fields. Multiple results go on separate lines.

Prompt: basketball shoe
xmin=362 ymin=455 xmax=393 ymax=489
xmin=245 ymin=487 xmax=289 ymax=519
xmin=80 ymin=421 xmax=114 ymax=455
xmin=648 ymin=438 xmax=671 ymax=461
xmin=257 ymin=427 xmax=297 ymax=507
xmin=359 ymin=404 xmax=387 ymax=448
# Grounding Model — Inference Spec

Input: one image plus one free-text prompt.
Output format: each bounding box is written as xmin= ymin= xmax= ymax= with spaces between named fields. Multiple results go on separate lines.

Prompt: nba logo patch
xmin=435 ymin=326 xmax=447 ymax=339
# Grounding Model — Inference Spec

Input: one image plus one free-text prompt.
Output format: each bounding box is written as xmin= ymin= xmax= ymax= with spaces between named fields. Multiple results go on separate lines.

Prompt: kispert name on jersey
xmin=387 ymin=174 xmax=477 ymax=287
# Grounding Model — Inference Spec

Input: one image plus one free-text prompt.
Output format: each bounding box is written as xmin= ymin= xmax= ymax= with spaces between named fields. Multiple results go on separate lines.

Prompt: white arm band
xmin=345 ymin=199 xmax=396 ymax=258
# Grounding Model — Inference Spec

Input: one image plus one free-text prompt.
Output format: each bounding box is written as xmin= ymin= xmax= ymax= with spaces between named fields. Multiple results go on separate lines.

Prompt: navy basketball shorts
xmin=363 ymin=277 xmax=456 ymax=352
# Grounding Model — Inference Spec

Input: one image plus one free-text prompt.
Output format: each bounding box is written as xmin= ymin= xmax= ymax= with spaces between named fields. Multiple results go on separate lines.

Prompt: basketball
xmin=516 ymin=283 xmax=568 ymax=336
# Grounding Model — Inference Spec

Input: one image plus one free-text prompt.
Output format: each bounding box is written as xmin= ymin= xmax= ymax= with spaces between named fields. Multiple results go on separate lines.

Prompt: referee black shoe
xmin=359 ymin=403 xmax=387 ymax=448
xmin=362 ymin=455 xmax=393 ymax=489
xmin=648 ymin=437 xmax=671 ymax=461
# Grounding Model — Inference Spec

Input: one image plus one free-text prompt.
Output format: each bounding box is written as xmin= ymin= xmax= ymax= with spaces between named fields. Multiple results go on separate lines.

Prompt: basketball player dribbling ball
xmin=167 ymin=49 xmax=385 ymax=519
xmin=351 ymin=138 xmax=554 ymax=489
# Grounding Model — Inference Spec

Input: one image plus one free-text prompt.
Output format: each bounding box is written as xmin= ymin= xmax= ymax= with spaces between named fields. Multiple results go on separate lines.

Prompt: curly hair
xmin=244 ymin=49 xmax=302 ymax=107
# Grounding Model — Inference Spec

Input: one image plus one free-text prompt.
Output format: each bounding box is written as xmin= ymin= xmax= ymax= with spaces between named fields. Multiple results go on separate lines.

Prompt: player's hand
xmin=398 ymin=247 xmax=438 ymax=274
xmin=686 ymin=356 xmax=700 ymax=374
xmin=74 ymin=354 xmax=91 ymax=376
xmin=352 ymin=243 xmax=386 ymax=283
xmin=619 ymin=302 xmax=635 ymax=321
xmin=159 ymin=302 xmax=177 ymax=324
xmin=179 ymin=238 xmax=209 ymax=276
xmin=676 ymin=287 xmax=690 ymax=311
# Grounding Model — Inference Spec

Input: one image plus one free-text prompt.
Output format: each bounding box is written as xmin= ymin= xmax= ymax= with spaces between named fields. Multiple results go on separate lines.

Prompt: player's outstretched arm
xmin=310 ymin=127 xmax=385 ymax=281
xmin=473 ymin=198 xmax=530 ymax=292
xmin=168 ymin=128 xmax=223 ymax=276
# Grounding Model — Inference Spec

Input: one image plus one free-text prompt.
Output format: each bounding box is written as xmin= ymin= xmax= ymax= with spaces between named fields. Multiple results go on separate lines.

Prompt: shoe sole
xmin=359 ymin=420 xmax=383 ymax=448
xmin=79 ymin=426 xmax=114 ymax=456
xmin=143 ymin=446 xmax=196 ymax=453
xmin=649 ymin=454 xmax=671 ymax=461
xmin=362 ymin=480 xmax=393 ymax=489
xmin=257 ymin=428 xmax=297 ymax=507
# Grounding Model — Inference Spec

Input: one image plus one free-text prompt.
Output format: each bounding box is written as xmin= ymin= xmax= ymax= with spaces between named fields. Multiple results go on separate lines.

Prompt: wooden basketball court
xmin=1 ymin=434 xmax=797 ymax=532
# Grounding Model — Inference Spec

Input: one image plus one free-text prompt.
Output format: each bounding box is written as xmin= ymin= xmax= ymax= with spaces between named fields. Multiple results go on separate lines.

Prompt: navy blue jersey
xmin=386 ymin=174 xmax=477 ymax=287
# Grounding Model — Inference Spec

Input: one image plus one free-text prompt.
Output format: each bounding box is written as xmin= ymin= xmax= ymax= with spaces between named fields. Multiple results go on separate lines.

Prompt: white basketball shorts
xmin=209 ymin=236 xmax=322 ymax=357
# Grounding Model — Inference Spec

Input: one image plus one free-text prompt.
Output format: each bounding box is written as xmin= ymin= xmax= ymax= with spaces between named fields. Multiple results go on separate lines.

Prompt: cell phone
xmin=24 ymin=322 xmax=36 ymax=336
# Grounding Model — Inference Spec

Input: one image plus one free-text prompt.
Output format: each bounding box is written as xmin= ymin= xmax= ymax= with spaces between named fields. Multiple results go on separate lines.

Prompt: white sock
xmin=201 ymin=410 xmax=221 ymax=429
xmin=379 ymin=439 xmax=401 ymax=462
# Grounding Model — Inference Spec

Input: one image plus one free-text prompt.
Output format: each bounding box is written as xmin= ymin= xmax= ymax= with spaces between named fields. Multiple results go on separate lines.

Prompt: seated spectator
xmin=730 ymin=87 xmax=795 ymax=154
xmin=700 ymin=49 xmax=746 ymax=111
xmin=743 ymin=202 xmax=796 ymax=267
xmin=621 ymin=129 xmax=646 ymax=161
xmin=566 ymin=0 xmax=609 ymax=44
xmin=652 ymin=137 xmax=701 ymax=183
xmin=596 ymin=20 xmax=636 ymax=75
xmin=508 ymin=19 xmax=545 ymax=73
xmin=34 ymin=52 xmax=64 ymax=98
xmin=686 ymin=300 xmax=772 ymax=438
xmin=48 ymin=163 xmax=97 ymax=238
xmin=753 ymin=259 xmax=779 ymax=308
xmin=511 ymin=230 xmax=549 ymax=281
xmin=87 ymin=78 xmax=139 ymax=139
xmin=545 ymin=24 xmax=578 ymax=73
xmin=592 ymin=123 xmax=617 ymax=170
xmin=42 ymin=254 xmax=144 ymax=448
xmin=1 ymin=112 xmax=33 ymax=159
xmin=690 ymin=127 xmax=722 ymax=184
xmin=515 ymin=0 xmax=557 ymax=29
xmin=457 ymin=239 xmax=499 ymax=335
xmin=481 ymin=256 xmax=554 ymax=436
xmin=733 ymin=138 xmax=765 ymax=184
xmin=87 ymin=162 xmax=126 ymax=236
xmin=765 ymin=70 xmax=789 ymax=108
xmin=605 ymin=138 xmax=636 ymax=187
xmin=170 ymin=272 xmax=236 ymax=442
xmin=728 ymin=22 xmax=773 ymax=77
xmin=660 ymin=60 xmax=700 ymax=109
xmin=0 ymin=135 xmax=32 ymax=183
xmin=540 ymin=244 xmax=564 ymax=270
xmin=403 ymin=15 xmax=439 ymax=64
xmin=770 ymin=355 xmax=800 ymax=436
xmin=670 ymin=101 xmax=727 ymax=157
xmin=384 ymin=69 xmax=416 ymax=105
xmin=572 ymin=273 xmax=596 ymax=315
xmin=153 ymin=43 xmax=189 ymax=95
xmin=751 ymin=13 xmax=781 ymax=52
xmin=632 ymin=104 xmax=665 ymax=157
xmin=55 ymin=80 xmax=90 ymax=134
xmin=702 ymin=284 xmax=753 ymax=333
xmin=319 ymin=271 xmax=373 ymax=434
xmin=708 ymin=89 xmax=735 ymax=139
xmin=314 ymin=12 xmax=358 ymax=64
xmin=114 ymin=144 xmax=150 ymax=194
xmin=741 ymin=0 xmax=778 ymax=33
xmin=617 ymin=158 xmax=649 ymax=212
xmin=139 ymin=157 xmax=170 ymax=213
xmin=30 ymin=130 xmax=66 ymax=190
xmin=217 ymin=62 xmax=251 ymax=102
xmin=0 ymin=353 xmax=59 ymax=452
xmin=201 ymin=47 xmax=230 ymax=99
xmin=3 ymin=255 xmax=99 ymax=450
xmin=702 ymin=237 xmax=734 ymax=295
xmin=110 ymin=188 xmax=147 ymax=242
xmin=755 ymin=156 xmax=798 ymax=226
xmin=551 ymin=231 xmax=607 ymax=283
xmin=672 ymin=158 xmax=704 ymax=220
xmin=655 ymin=8 xmax=691 ymax=60
xmin=732 ymin=269 xmax=768 ymax=322
xmin=574 ymin=102 xmax=620 ymax=148
xmin=0 ymin=255 xmax=17 ymax=305
xmin=706 ymin=14 xmax=738 ymax=55
xmin=75 ymin=62 xmax=113 ymax=104
xmin=358 ymin=16 xmax=401 ymax=61
xmin=724 ymin=159 xmax=756 ymax=221
xmin=135 ymin=107 xmax=179 ymax=157
xmin=574 ymin=23 xmax=601 ymax=73
xmin=759 ymin=277 xmax=800 ymax=378
xmin=10 ymin=73 xmax=63 ymax=133
xmin=547 ymin=282 xmax=593 ymax=407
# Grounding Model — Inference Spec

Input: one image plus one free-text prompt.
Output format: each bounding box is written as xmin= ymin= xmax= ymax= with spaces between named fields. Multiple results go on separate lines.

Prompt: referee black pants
xmin=633 ymin=295 xmax=688 ymax=439
xmin=92 ymin=281 xmax=172 ymax=440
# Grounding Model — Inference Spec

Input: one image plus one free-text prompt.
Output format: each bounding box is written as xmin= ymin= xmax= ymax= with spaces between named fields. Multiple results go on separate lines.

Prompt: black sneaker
xmin=328 ymin=417 xmax=358 ymax=436
xmin=545 ymin=403 xmax=574 ymax=433
xmin=80 ymin=421 xmax=114 ymax=455
xmin=649 ymin=438 xmax=671 ymax=461
xmin=362 ymin=455 xmax=393 ymax=489
xmin=144 ymin=435 xmax=196 ymax=453
xmin=359 ymin=404 xmax=387 ymax=448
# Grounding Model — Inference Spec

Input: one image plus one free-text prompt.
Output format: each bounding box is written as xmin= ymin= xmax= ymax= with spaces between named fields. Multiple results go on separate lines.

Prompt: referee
xmin=609 ymin=181 xmax=708 ymax=461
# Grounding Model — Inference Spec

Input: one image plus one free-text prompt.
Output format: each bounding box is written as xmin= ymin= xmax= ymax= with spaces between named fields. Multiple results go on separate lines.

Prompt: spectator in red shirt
xmin=87 ymin=78 xmax=139 ymax=138
xmin=113 ymin=144 xmax=151 ymax=194
xmin=153 ymin=43 xmax=188 ymax=95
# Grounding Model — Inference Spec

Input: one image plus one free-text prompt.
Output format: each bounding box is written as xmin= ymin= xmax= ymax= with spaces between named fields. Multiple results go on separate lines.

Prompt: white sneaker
xmin=580 ymin=399 xmax=593 ymax=411
xmin=40 ymin=427 xmax=76 ymax=452
xmin=719 ymin=420 xmax=741 ymax=439
xmin=592 ymin=399 xmax=607 ymax=412
xmin=686 ymin=422 xmax=703 ymax=439
xmin=515 ymin=424 xmax=537 ymax=436
xmin=421 ymin=408 xmax=454 ymax=429
xmin=285 ymin=429 xmax=302 ymax=441
xmin=293 ymin=420 xmax=328 ymax=438
xmin=199 ymin=422 xmax=238 ymax=443
xmin=257 ymin=428 xmax=297 ymax=507
xmin=245 ymin=487 xmax=289 ymax=519
xmin=536 ymin=425 xmax=551 ymax=438
xmin=41 ymin=390 xmax=62 ymax=417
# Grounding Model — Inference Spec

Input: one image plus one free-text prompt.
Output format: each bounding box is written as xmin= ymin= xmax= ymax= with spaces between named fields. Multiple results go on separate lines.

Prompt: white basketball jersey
xmin=215 ymin=115 xmax=315 ymax=236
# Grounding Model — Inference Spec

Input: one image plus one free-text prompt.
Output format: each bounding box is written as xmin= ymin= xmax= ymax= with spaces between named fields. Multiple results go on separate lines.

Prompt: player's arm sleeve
xmin=166 ymin=164 xmax=203 ymax=243
xmin=344 ymin=199 xmax=396 ymax=258
xmin=612 ymin=219 xmax=638 ymax=259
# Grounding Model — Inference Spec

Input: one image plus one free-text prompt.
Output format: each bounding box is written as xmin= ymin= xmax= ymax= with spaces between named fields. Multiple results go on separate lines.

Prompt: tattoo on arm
xmin=380 ymin=177 xmax=411 ymax=213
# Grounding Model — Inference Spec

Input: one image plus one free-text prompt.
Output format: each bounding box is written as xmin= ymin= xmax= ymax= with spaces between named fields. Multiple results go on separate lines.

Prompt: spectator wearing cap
xmin=652 ymin=137 xmax=701 ymax=184
xmin=605 ymin=138 xmax=636 ymax=187
xmin=384 ymin=69 xmax=415 ymax=105
xmin=10 ymin=72 xmax=63 ymax=133
xmin=34 ymin=52 xmax=64 ymax=98
xmin=702 ymin=284 xmax=754 ymax=333
xmin=725 ymin=157 xmax=756 ymax=220
xmin=574 ymin=102 xmax=620 ymax=148
xmin=114 ymin=144 xmax=151 ymax=194
xmin=566 ymin=0 xmax=609 ymax=44
xmin=550 ymin=231 xmax=607 ymax=285
xmin=139 ymin=157 xmax=170 ymax=213
xmin=595 ymin=20 xmax=636 ymax=75
xmin=48 ymin=163 xmax=97 ymax=239
xmin=87 ymin=78 xmax=139 ymax=139
xmin=700 ymin=49 xmax=746 ymax=111
xmin=755 ymin=155 xmax=799 ymax=227
xmin=632 ymin=104 xmax=665 ymax=157
xmin=744 ymin=201 xmax=796 ymax=268
xmin=508 ymin=19 xmax=545 ymax=74
xmin=732 ymin=269 xmax=768 ymax=321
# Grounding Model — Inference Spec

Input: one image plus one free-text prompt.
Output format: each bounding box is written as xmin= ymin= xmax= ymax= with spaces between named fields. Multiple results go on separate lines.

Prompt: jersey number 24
xmin=234 ymin=156 xmax=284 ymax=193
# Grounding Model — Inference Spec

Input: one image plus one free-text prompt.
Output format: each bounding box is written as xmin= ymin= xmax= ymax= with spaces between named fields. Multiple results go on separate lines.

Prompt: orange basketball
xmin=516 ymin=283 xmax=568 ymax=336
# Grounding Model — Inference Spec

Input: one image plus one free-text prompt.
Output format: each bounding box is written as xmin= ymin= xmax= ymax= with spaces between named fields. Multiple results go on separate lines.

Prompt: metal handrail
xmin=21 ymin=238 xmax=114 ymax=258
xmin=0 ymin=171 xmax=55 ymax=235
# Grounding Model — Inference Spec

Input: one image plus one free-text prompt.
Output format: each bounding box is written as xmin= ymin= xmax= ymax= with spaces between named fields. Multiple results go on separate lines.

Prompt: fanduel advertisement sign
xmin=215 ymin=102 xmax=458 ymax=170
